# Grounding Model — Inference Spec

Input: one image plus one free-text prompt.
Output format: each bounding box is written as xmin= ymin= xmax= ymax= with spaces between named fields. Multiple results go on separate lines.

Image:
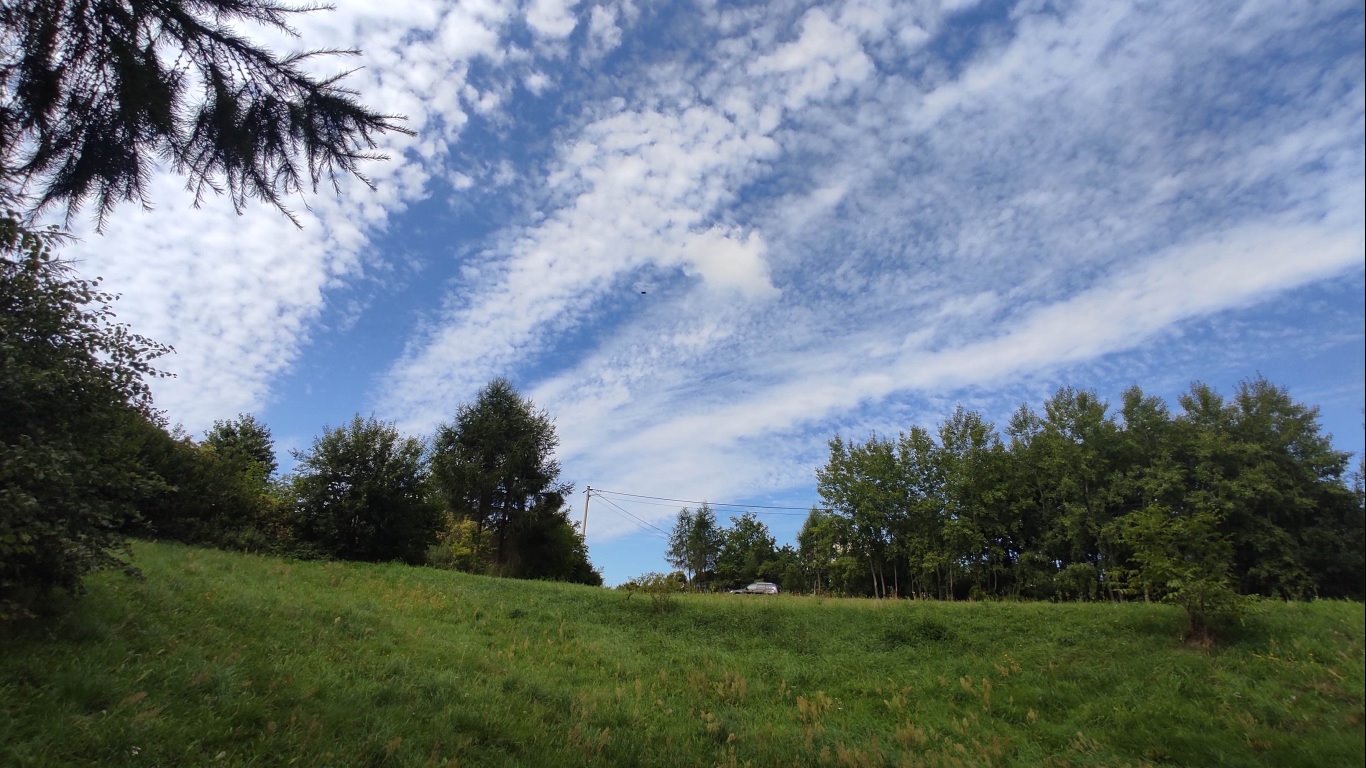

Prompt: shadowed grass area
xmin=3 ymin=541 xmax=1362 ymax=767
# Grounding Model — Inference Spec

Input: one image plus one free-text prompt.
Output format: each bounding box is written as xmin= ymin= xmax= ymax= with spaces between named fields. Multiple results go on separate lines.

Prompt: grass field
xmin=2 ymin=542 xmax=1362 ymax=767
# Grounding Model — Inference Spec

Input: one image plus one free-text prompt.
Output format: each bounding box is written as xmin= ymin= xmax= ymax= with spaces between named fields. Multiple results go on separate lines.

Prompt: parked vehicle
xmin=728 ymin=581 xmax=779 ymax=594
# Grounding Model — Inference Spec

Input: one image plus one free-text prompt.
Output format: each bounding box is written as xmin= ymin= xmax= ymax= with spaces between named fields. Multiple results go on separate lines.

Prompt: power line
xmin=594 ymin=493 xmax=670 ymax=537
xmin=592 ymin=487 xmax=827 ymax=515
xmin=598 ymin=497 xmax=670 ymax=538
xmin=589 ymin=495 xmax=721 ymax=509
xmin=592 ymin=494 xmax=813 ymax=516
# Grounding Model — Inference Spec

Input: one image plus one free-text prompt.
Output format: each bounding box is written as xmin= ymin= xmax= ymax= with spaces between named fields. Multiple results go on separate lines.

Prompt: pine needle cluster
xmin=0 ymin=0 xmax=412 ymax=228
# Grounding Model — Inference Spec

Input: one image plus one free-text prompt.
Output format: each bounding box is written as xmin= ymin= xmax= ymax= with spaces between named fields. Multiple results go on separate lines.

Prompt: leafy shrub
xmin=621 ymin=572 xmax=684 ymax=613
xmin=1054 ymin=563 xmax=1100 ymax=601
xmin=427 ymin=515 xmax=495 ymax=573
xmin=1167 ymin=575 xmax=1248 ymax=646
xmin=1118 ymin=503 xmax=1246 ymax=644
xmin=120 ymin=417 xmax=273 ymax=549
xmin=291 ymin=416 xmax=438 ymax=564
xmin=1 ymin=218 xmax=169 ymax=620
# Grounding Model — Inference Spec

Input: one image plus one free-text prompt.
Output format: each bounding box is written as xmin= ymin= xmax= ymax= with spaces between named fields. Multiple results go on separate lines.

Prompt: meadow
xmin=2 ymin=542 xmax=1362 ymax=767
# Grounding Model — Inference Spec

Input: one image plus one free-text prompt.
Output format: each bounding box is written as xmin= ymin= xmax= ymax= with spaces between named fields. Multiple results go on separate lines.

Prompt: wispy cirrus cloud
xmin=375 ymin=0 xmax=1363 ymax=543
xmin=55 ymin=0 xmax=1362 ymax=568
xmin=57 ymin=0 xmax=627 ymax=429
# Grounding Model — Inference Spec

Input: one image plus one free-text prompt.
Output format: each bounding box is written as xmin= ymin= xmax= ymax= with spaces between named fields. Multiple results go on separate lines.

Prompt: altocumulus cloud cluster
xmin=62 ymin=0 xmax=1364 ymax=581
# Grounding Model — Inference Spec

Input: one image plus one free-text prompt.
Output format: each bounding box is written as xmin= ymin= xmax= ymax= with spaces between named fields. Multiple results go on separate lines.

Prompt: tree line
xmin=803 ymin=383 xmax=1363 ymax=639
xmin=2 ymin=229 xmax=600 ymax=620
xmin=650 ymin=380 xmax=1363 ymax=641
xmin=664 ymin=504 xmax=801 ymax=592
xmin=154 ymin=379 xmax=599 ymax=584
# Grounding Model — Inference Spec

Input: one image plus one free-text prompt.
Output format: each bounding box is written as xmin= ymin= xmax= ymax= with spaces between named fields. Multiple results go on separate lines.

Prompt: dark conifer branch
xmin=0 ymin=0 xmax=413 ymax=230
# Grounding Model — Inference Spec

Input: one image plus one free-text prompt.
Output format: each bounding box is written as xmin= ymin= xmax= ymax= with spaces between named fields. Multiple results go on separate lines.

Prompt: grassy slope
xmin=2 ymin=543 xmax=1362 ymax=768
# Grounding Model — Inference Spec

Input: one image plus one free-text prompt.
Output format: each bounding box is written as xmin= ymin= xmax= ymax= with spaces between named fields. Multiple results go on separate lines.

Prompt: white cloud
xmin=62 ymin=176 xmax=347 ymax=431
xmin=527 ymin=0 xmax=581 ymax=39
xmin=56 ymin=0 xmax=1361 ymax=554
xmin=585 ymin=4 xmax=623 ymax=60
xmin=378 ymin=2 xmax=926 ymax=430
xmin=468 ymin=0 xmax=1361 ymax=540
xmin=750 ymin=7 xmax=876 ymax=109
xmin=54 ymin=0 xmax=544 ymax=431
xmin=672 ymin=228 xmax=778 ymax=297
xmin=437 ymin=8 xmax=503 ymax=60
xmin=905 ymin=221 xmax=1363 ymax=390
xmin=379 ymin=95 xmax=791 ymax=429
xmin=536 ymin=214 xmax=1361 ymax=540
xmin=524 ymin=70 xmax=552 ymax=94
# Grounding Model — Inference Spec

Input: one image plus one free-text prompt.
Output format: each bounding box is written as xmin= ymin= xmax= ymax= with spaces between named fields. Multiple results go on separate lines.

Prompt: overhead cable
xmin=591 ymin=487 xmax=828 ymax=515
xmin=594 ymin=494 xmax=671 ymax=537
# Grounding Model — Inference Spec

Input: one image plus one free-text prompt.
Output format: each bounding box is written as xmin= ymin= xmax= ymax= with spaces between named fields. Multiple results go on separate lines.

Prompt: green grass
xmin=3 ymin=542 xmax=1362 ymax=767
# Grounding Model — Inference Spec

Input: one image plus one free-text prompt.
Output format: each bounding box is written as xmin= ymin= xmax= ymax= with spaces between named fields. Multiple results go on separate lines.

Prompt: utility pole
xmin=581 ymin=485 xmax=592 ymax=541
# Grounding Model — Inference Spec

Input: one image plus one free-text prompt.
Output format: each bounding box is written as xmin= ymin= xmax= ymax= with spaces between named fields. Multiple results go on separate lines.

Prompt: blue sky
xmin=64 ymin=0 xmax=1363 ymax=585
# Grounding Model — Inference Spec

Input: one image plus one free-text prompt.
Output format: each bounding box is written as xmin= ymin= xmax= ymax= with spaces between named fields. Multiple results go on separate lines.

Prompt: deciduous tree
xmin=817 ymin=435 xmax=902 ymax=598
xmin=666 ymin=503 xmax=722 ymax=589
xmin=1 ymin=217 xmax=170 ymax=618
xmin=204 ymin=413 xmax=278 ymax=481
xmin=797 ymin=506 xmax=846 ymax=595
xmin=715 ymin=512 xmax=777 ymax=589
xmin=430 ymin=379 xmax=571 ymax=571
xmin=807 ymin=377 xmax=1361 ymax=611
xmin=291 ymin=415 xmax=435 ymax=563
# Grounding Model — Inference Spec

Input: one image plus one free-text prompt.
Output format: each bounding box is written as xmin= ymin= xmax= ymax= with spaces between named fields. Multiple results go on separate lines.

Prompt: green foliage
xmin=714 ymin=512 xmax=777 ymax=589
xmin=203 ymin=414 xmax=277 ymax=481
xmin=432 ymin=487 xmax=601 ymax=586
xmin=504 ymin=497 xmax=603 ymax=586
xmin=430 ymin=379 xmax=583 ymax=577
xmin=3 ymin=542 xmax=1363 ymax=767
xmin=666 ymin=503 xmax=723 ymax=589
xmin=116 ymin=414 xmax=295 ymax=554
xmin=809 ymin=378 xmax=1363 ymax=620
xmin=291 ymin=415 xmax=437 ymax=564
xmin=1050 ymin=563 xmax=1099 ymax=602
xmin=816 ymin=434 xmax=901 ymax=597
xmin=770 ymin=544 xmax=805 ymax=595
xmin=1116 ymin=503 xmax=1244 ymax=643
xmin=427 ymin=514 xmax=495 ymax=573
xmin=1215 ymin=378 xmax=1356 ymax=597
xmin=0 ymin=217 xmax=170 ymax=619
xmin=0 ymin=0 xmax=411 ymax=228
xmin=1302 ymin=455 xmax=1366 ymax=599
xmin=620 ymin=571 xmax=683 ymax=613
xmin=797 ymin=507 xmax=851 ymax=595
